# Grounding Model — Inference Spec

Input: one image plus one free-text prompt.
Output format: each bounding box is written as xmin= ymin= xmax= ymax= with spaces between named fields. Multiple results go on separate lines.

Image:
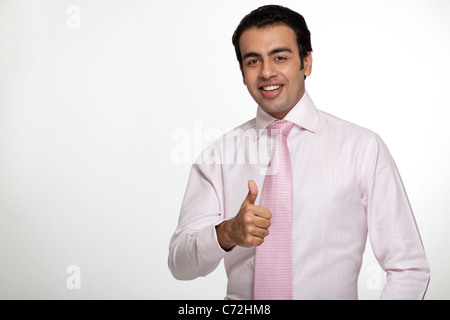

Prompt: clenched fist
xmin=216 ymin=180 xmax=272 ymax=251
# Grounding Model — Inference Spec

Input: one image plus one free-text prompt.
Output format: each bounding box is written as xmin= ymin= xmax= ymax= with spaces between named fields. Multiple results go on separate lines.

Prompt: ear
xmin=303 ymin=52 xmax=313 ymax=77
xmin=240 ymin=63 xmax=246 ymax=85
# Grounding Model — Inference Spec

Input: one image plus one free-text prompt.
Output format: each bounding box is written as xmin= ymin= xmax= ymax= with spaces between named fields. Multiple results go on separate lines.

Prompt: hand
xmin=216 ymin=180 xmax=272 ymax=250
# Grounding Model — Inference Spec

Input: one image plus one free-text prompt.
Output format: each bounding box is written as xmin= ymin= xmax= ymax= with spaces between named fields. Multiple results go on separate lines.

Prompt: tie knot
xmin=267 ymin=120 xmax=294 ymax=137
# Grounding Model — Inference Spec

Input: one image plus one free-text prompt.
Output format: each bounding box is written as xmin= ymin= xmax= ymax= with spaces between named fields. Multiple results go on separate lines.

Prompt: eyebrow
xmin=242 ymin=47 xmax=293 ymax=60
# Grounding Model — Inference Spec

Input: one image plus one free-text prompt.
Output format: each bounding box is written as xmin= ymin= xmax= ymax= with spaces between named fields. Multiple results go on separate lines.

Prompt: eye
xmin=247 ymin=58 xmax=260 ymax=66
xmin=275 ymin=56 xmax=287 ymax=62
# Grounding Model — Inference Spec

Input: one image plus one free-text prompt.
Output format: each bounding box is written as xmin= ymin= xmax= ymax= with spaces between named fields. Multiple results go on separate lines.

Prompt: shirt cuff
xmin=197 ymin=223 xmax=228 ymax=263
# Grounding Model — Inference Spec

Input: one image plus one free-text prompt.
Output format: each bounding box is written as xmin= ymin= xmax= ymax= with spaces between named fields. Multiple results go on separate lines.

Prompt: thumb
xmin=243 ymin=179 xmax=258 ymax=205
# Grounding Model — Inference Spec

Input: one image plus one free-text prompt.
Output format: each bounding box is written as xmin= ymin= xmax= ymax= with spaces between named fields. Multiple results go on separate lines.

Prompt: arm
xmin=168 ymin=162 xmax=226 ymax=280
xmin=362 ymin=134 xmax=430 ymax=299
xmin=168 ymin=166 xmax=272 ymax=280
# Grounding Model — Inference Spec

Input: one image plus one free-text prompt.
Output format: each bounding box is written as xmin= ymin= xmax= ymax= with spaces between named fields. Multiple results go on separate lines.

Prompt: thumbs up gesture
xmin=216 ymin=180 xmax=272 ymax=251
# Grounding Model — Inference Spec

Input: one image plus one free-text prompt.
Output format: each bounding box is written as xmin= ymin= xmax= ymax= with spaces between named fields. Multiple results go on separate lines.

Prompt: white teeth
xmin=262 ymin=85 xmax=281 ymax=91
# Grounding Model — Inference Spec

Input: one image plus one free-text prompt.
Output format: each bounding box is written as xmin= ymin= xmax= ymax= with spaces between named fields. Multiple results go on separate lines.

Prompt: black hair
xmin=232 ymin=5 xmax=312 ymax=70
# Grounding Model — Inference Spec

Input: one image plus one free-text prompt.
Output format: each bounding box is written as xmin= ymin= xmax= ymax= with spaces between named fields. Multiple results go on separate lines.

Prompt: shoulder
xmin=194 ymin=118 xmax=257 ymax=165
xmin=229 ymin=118 xmax=257 ymax=135
xmin=214 ymin=118 xmax=257 ymax=144
xmin=316 ymin=109 xmax=391 ymax=162
xmin=316 ymin=109 xmax=387 ymax=149
xmin=318 ymin=110 xmax=376 ymax=138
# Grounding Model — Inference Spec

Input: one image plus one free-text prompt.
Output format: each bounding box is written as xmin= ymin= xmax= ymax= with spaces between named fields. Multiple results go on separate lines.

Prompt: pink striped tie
xmin=253 ymin=120 xmax=294 ymax=300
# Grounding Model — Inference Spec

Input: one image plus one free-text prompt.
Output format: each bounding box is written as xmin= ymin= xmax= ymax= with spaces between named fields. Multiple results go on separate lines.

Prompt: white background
xmin=0 ymin=0 xmax=449 ymax=299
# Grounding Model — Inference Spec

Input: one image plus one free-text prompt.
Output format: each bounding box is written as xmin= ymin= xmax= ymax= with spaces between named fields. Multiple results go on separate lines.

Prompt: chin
xmin=261 ymin=102 xmax=288 ymax=113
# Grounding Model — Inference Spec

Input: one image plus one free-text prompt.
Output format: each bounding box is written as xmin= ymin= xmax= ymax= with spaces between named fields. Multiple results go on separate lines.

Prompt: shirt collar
xmin=255 ymin=90 xmax=320 ymax=140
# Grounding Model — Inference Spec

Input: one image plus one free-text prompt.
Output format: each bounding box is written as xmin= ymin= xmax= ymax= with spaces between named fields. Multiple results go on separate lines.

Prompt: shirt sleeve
xmin=168 ymin=152 xmax=227 ymax=280
xmin=362 ymin=133 xmax=430 ymax=299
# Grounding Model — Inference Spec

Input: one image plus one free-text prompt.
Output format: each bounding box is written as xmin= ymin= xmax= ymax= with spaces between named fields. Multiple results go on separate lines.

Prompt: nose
xmin=259 ymin=61 xmax=277 ymax=79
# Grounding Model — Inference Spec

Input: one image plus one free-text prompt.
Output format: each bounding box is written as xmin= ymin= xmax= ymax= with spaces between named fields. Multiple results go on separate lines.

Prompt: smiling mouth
xmin=259 ymin=84 xmax=284 ymax=98
xmin=261 ymin=84 xmax=282 ymax=92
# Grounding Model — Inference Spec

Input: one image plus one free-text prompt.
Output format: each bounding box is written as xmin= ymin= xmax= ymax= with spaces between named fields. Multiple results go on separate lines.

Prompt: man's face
xmin=239 ymin=24 xmax=312 ymax=119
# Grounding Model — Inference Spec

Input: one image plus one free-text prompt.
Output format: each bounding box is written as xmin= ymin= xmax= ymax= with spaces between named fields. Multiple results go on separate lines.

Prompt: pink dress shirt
xmin=168 ymin=91 xmax=430 ymax=299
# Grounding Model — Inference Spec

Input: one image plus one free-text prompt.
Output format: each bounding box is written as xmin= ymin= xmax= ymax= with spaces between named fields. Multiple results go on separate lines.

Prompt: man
xmin=168 ymin=5 xmax=430 ymax=299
